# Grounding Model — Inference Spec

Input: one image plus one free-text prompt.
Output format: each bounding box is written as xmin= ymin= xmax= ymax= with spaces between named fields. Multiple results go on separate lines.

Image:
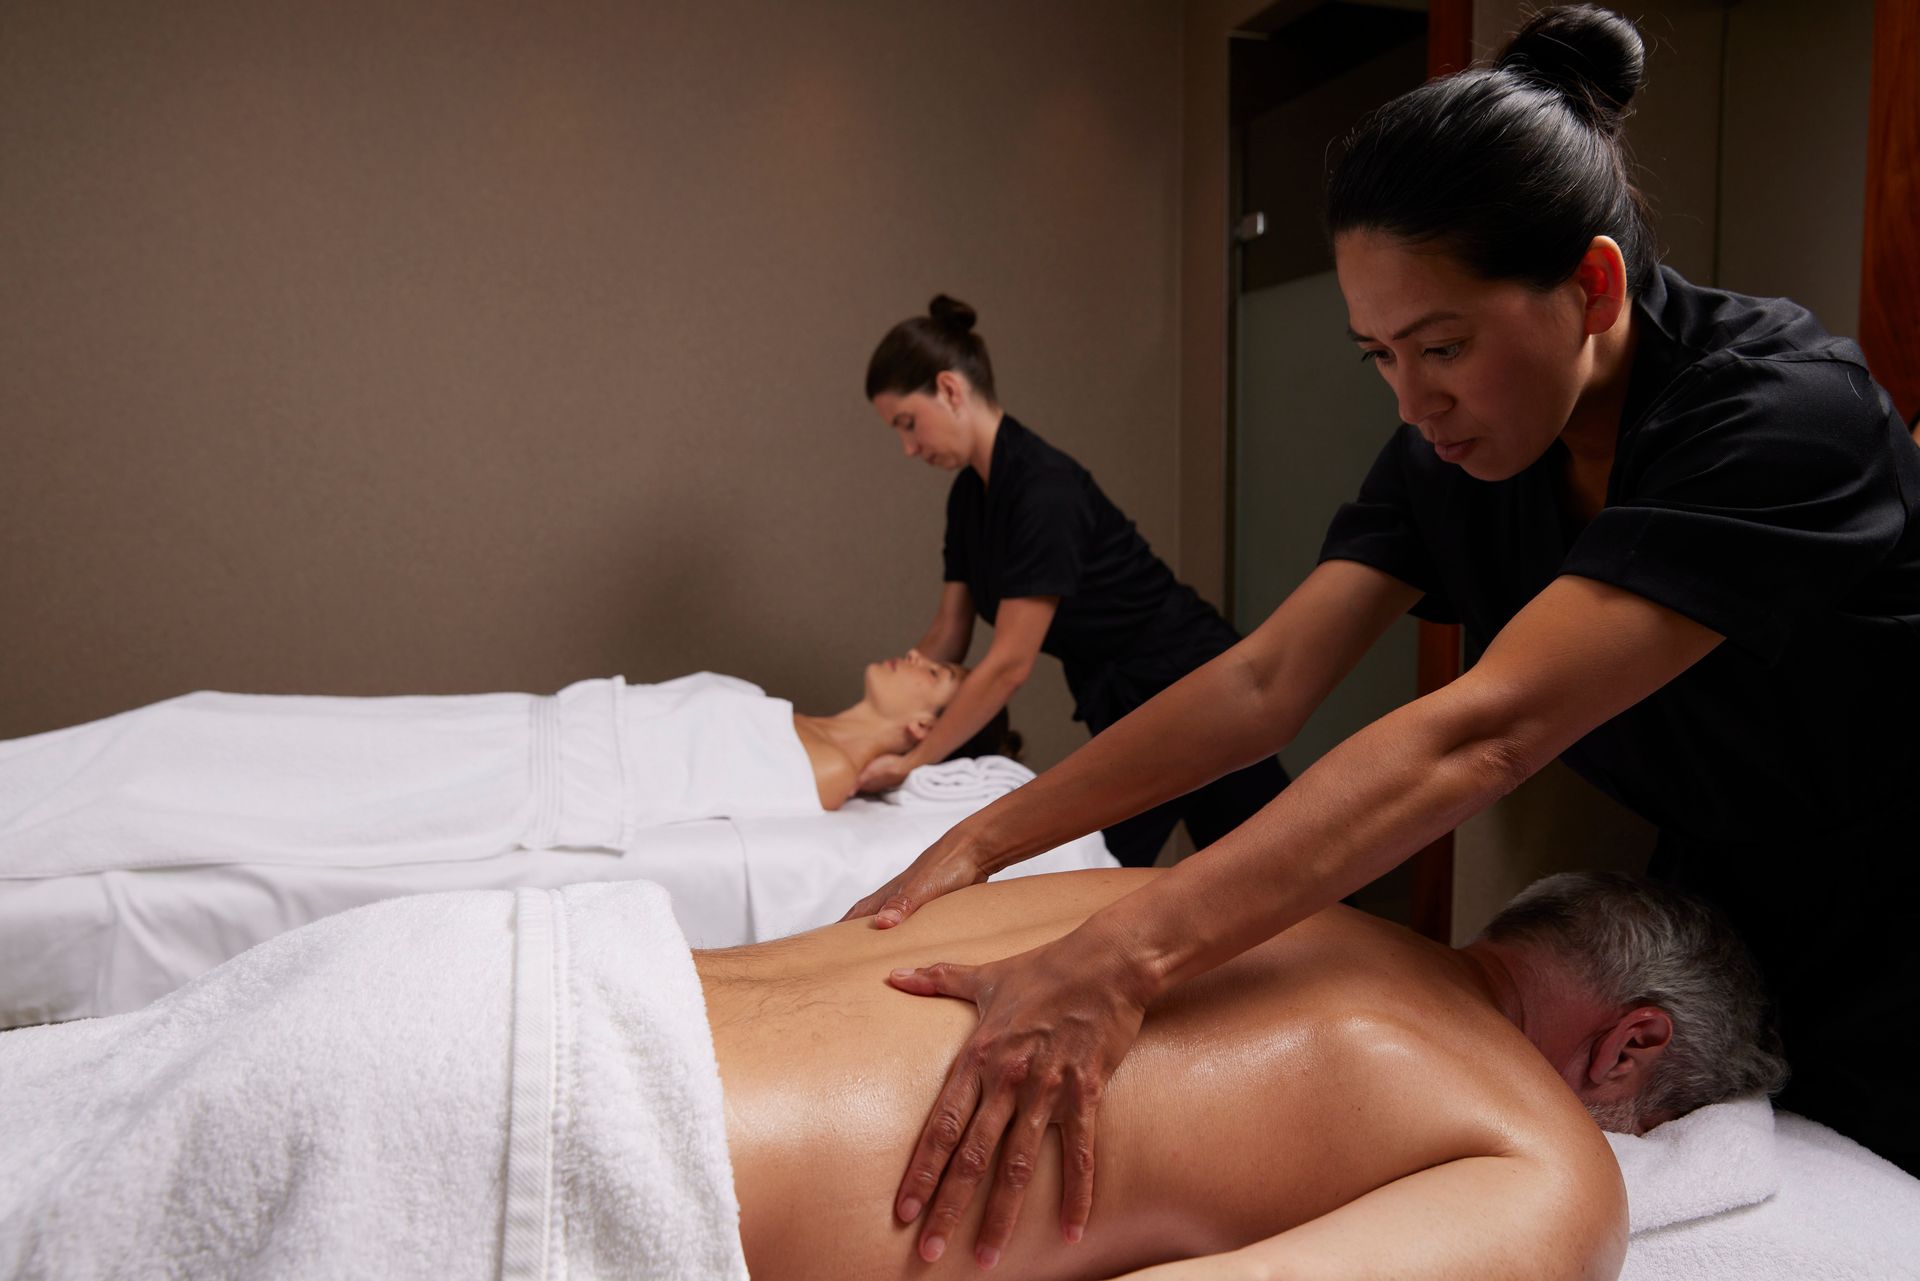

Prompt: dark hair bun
xmin=1498 ymin=4 xmax=1646 ymax=135
xmin=927 ymin=294 xmax=978 ymax=335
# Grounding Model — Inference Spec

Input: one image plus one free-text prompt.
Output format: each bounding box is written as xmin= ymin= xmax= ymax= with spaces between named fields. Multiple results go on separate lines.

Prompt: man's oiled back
xmin=700 ymin=868 xmax=1625 ymax=1280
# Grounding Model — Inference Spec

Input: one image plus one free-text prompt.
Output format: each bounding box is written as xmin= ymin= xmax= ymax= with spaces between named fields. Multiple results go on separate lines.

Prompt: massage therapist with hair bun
xmin=847 ymin=3 xmax=1920 ymax=1268
xmin=858 ymin=295 xmax=1291 ymax=868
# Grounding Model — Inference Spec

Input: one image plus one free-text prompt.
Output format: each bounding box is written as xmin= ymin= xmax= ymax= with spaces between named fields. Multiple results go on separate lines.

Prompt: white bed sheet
xmin=1609 ymin=1093 xmax=1920 ymax=1278
xmin=0 ymin=797 xmax=1114 ymax=1029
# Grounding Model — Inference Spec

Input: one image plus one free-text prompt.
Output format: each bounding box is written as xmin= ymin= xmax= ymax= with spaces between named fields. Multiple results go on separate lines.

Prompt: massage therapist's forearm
xmin=1102 ymin=684 xmax=1532 ymax=1001
xmin=915 ymin=583 xmax=976 ymax=665
xmin=904 ymin=592 xmax=1054 ymax=769
xmin=906 ymin=659 xmax=1028 ymax=766
xmin=914 ymin=620 xmax=970 ymax=666
xmin=959 ymin=643 xmax=1304 ymax=872
xmin=1080 ymin=573 xmax=1725 ymax=1003
xmin=956 ymin=561 xmax=1417 ymax=872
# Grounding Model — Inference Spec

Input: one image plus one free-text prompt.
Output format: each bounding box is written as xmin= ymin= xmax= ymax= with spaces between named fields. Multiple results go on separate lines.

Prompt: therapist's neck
xmin=1561 ymin=300 xmax=1638 ymax=470
xmin=968 ymin=404 xmax=1006 ymax=484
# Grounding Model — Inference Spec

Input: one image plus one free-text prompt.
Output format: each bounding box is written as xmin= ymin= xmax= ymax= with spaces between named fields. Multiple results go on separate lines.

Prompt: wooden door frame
xmin=1861 ymin=0 xmax=1920 ymax=430
xmin=1406 ymin=0 xmax=1472 ymax=944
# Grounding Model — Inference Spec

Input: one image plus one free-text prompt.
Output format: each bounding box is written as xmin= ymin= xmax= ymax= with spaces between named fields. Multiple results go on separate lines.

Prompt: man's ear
xmin=1587 ymin=1005 xmax=1672 ymax=1089
xmin=1574 ymin=235 xmax=1629 ymax=336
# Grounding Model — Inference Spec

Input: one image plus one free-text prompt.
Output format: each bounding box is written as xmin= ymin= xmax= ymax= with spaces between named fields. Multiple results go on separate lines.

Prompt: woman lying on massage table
xmin=0 ymin=652 xmax=978 ymax=884
xmin=0 ymin=866 xmax=1784 ymax=1279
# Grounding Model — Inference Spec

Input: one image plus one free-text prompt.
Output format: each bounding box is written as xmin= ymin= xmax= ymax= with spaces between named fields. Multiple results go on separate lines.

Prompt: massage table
xmin=0 ymin=788 xmax=1113 ymax=1029
xmin=6 ymin=879 xmax=1914 ymax=1280
xmin=0 ymin=731 xmax=1112 ymax=1028
xmin=0 ymin=680 xmax=1114 ymax=1028
xmin=1608 ymin=1093 xmax=1920 ymax=1278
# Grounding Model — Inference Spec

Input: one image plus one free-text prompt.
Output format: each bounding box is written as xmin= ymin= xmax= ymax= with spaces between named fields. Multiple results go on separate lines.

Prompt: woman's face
xmin=1334 ymin=229 xmax=1594 ymax=481
xmin=872 ymin=385 xmax=973 ymax=471
xmin=864 ymin=649 xmax=965 ymax=722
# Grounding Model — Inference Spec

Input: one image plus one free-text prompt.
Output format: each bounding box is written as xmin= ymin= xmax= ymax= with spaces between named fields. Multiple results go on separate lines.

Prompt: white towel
xmin=1608 ymin=1094 xmax=1920 ymax=1279
xmin=886 ymin=754 xmax=1035 ymax=807
xmin=0 ymin=880 xmax=749 ymax=1280
xmin=732 ymin=800 xmax=1119 ymax=941
xmin=0 ymin=687 xmax=541 ymax=876
xmin=0 ymin=673 xmax=818 ymax=879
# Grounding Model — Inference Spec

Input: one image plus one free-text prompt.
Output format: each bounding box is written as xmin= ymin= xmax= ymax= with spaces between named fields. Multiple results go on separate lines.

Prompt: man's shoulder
xmin=1279 ymin=914 xmax=1598 ymax=1141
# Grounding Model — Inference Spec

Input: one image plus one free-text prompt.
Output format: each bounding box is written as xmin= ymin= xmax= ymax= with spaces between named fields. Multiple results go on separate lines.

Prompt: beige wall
xmin=0 ymin=0 xmax=1185 ymax=771
xmin=6 ymin=0 xmax=1877 ymax=901
xmin=1718 ymin=0 xmax=1874 ymax=335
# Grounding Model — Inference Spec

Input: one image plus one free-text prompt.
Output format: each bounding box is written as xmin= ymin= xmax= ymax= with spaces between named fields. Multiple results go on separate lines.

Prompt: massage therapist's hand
xmin=840 ymin=821 xmax=992 ymax=927
xmin=885 ymin=920 xmax=1151 ymax=1267
xmin=855 ymin=752 xmax=915 ymax=795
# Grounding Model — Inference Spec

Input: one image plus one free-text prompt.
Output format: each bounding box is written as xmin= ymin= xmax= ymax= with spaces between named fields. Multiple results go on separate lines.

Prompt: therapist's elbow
xmin=1460 ymin=734 xmax=1536 ymax=799
xmin=1408 ymin=730 xmax=1537 ymax=823
xmin=1419 ymin=688 xmax=1547 ymax=803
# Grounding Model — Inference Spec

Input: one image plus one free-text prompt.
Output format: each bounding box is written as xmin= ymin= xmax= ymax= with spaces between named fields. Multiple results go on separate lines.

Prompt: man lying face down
xmin=711 ymin=868 xmax=1784 ymax=1279
xmin=1466 ymin=871 xmax=1788 ymax=1138
xmin=0 ymin=868 xmax=1782 ymax=1281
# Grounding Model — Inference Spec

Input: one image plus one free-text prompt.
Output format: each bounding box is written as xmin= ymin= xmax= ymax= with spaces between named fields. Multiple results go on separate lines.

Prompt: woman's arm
xmin=846 ymin=560 xmax=1419 ymax=918
xmin=877 ymin=573 xmax=1720 ymax=1264
xmin=1106 ymin=574 xmax=1720 ymax=996
xmin=857 ymin=596 xmax=1056 ymax=793
xmin=916 ymin=582 xmax=978 ymax=665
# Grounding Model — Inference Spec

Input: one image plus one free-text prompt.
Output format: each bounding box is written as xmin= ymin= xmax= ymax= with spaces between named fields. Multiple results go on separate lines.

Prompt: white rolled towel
xmin=1607 ymin=1094 xmax=1920 ymax=1280
xmin=888 ymin=754 xmax=1035 ymax=807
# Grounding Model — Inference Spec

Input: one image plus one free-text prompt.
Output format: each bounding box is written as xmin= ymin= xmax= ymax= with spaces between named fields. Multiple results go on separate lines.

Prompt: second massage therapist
xmin=858 ymin=297 xmax=1288 ymax=867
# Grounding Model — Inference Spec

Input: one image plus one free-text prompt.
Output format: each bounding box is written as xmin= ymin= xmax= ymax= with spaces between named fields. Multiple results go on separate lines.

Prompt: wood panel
xmin=1427 ymin=0 xmax=1474 ymax=77
xmin=1861 ymin=0 xmax=1920 ymax=428
xmin=1407 ymin=0 xmax=1475 ymax=943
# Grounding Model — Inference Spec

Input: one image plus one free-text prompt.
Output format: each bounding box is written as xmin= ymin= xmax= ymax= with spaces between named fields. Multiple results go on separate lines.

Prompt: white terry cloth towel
xmin=1608 ymin=1093 xmax=1920 ymax=1280
xmin=0 ymin=673 xmax=818 ymax=879
xmin=613 ymin=672 xmax=820 ymax=836
xmin=0 ymin=879 xmax=749 ymax=1281
xmin=884 ymin=754 xmax=1036 ymax=808
xmin=732 ymin=802 xmax=1118 ymax=942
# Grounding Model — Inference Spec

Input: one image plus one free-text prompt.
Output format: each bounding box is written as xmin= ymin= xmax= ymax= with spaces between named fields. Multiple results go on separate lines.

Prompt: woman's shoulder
xmin=1627 ymin=346 xmax=1901 ymax=484
xmin=787 ymin=719 xmax=855 ymax=811
xmin=996 ymin=416 xmax=1090 ymax=485
xmin=1647 ymin=266 xmax=1860 ymax=366
xmin=1637 ymin=268 xmax=1888 ymax=430
xmin=1621 ymin=271 xmax=1899 ymax=478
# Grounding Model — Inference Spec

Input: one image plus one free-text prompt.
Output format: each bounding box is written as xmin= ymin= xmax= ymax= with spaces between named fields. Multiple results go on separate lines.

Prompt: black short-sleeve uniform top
xmin=943 ymin=417 xmax=1242 ymax=732
xmin=1321 ymin=265 xmax=1920 ymax=846
xmin=1320 ymin=264 xmax=1920 ymax=1167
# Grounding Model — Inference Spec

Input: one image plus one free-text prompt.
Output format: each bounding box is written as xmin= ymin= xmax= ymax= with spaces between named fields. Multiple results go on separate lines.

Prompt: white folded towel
xmin=0 ymin=880 xmax=749 ymax=1280
xmin=1608 ymin=1094 xmax=1920 ymax=1279
xmin=0 ymin=687 xmax=540 ymax=876
xmin=886 ymin=754 xmax=1035 ymax=807
xmin=0 ymin=673 xmax=818 ymax=878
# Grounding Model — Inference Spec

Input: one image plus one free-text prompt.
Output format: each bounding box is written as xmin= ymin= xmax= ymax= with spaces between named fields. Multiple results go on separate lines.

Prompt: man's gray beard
xmin=1584 ymin=1097 xmax=1642 ymax=1135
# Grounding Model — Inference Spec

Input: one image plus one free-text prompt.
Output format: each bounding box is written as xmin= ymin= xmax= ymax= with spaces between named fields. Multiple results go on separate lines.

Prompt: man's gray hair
xmin=1482 ymin=871 xmax=1789 ymax=1129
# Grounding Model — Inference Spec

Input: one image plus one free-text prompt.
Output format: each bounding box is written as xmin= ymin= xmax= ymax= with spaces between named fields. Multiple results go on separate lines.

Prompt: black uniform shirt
xmin=944 ymin=417 xmax=1237 ymax=727
xmin=1320 ymin=265 xmax=1920 ymax=848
